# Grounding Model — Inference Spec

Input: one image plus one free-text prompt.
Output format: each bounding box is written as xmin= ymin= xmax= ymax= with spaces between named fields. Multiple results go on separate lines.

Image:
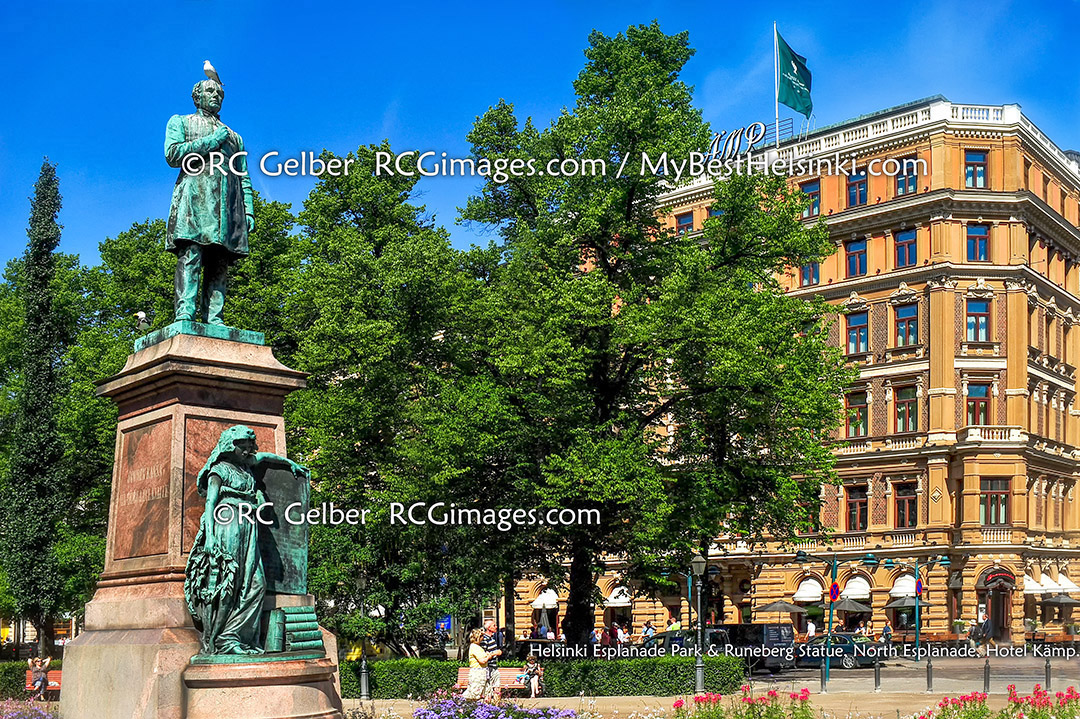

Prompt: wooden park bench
xmin=25 ymin=669 xmax=61 ymax=700
xmin=454 ymin=666 xmax=530 ymax=695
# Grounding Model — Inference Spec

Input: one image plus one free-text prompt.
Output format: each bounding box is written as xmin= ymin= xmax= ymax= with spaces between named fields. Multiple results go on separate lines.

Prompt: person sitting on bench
xmin=28 ymin=656 xmax=51 ymax=701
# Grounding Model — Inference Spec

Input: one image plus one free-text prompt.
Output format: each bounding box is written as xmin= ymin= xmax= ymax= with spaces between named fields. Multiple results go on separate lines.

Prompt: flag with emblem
xmin=775 ymin=28 xmax=813 ymax=119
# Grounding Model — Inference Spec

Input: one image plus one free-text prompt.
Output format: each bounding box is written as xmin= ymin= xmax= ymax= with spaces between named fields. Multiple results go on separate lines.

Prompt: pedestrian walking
xmin=462 ymin=629 xmax=500 ymax=701
xmin=480 ymin=618 xmax=503 ymax=701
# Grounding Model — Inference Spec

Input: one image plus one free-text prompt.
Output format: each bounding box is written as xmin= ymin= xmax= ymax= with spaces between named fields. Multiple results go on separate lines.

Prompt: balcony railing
xmin=776 ymin=100 xmax=1043 ymax=170
xmin=883 ymin=436 xmax=926 ymax=451
xmin=890 ymin=532 xmax=918 ymax=547
xmin=958 ymin=426 xmax=1027 ymax=443
xmin=838 ymin=535 xmax=866 ymax=550
xmin=718 ymin=539 xmax=752 ymax=554
xmin=838 ymin=440 xmax=872 ymax=454
xmin=982 ymin=527 xmax=1012 ymax=544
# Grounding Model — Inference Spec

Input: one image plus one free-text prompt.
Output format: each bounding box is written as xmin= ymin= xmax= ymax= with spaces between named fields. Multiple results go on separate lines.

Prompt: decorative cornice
xmin=889 ymin=282 xmax=920 ymax=305
xmin=842 ymin=291 xmax=870 ymax=311
xmin=965 ymin=277 xmax=995 ymax=298
xmin=928 ymin=274 xmax=958 ymax=289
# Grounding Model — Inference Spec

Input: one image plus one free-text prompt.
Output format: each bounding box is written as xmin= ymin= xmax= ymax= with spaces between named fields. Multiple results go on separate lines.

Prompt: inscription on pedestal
xmin=114 ymin=419 xmax=172 ymax=559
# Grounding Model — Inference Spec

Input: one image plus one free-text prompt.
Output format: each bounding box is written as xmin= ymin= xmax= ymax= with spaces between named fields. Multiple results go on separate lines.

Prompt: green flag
xmin=776 ymin=30 xmax=813 ymax=119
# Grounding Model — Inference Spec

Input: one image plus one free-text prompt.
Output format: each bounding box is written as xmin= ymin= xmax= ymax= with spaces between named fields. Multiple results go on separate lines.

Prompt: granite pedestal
xmin=61 ymin=324 xmax=342 ymax=719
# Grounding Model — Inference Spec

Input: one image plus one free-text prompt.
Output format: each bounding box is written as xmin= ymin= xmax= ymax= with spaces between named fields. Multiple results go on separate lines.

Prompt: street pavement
xmin=341 ymin=656 xmax=1080 ymax=718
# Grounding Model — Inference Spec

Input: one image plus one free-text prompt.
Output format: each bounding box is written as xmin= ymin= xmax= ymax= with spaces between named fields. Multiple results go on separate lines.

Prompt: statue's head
xmin=196 ymin=425 xmax=258 ymax=495
xmin=219 ymin=424 xmax=257 ymax=467
xmin=192 ymin=79 xmax=224 ymax=114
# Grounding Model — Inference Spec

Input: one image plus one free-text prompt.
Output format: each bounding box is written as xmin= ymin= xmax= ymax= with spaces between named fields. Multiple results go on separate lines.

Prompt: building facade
xmin=508 ymin=96 xmax=1080 ymax=645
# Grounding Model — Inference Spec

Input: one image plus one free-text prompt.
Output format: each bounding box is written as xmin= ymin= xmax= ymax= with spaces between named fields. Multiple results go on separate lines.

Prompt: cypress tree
xmin=1 ymin=159 xmax=67 ymax=656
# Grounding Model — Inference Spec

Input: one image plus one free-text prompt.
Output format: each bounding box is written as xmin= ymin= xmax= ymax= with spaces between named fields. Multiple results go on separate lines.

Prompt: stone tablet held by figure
xmin=165 ymin=64 xmax=254 ymax=326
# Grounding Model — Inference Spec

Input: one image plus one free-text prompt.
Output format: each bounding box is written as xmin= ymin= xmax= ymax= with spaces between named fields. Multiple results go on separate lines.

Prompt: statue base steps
xmin=183 ymin=657 xmax=343 ymax=719
xmin=60 ymin=624 xmax=201 ymax=719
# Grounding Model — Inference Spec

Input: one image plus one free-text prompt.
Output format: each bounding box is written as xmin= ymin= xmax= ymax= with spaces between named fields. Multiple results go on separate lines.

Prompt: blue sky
xmin=1 ymin=0 xmax=1077 ymax=267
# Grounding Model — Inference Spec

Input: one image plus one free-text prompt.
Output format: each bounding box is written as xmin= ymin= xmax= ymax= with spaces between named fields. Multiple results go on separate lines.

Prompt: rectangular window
xmin=895 ymin=229 xmax=917 ymax=268
xmin=847 ymin=171 xmax=868 ymax=207
xmin=967 ymin=224 xmax=990 ymax=262
xmin=895 ymin=386 xmax=918 ymax=433
xmin=895 ymin=482 xmax=918 ymax=528
xmin=966 ymin=299 xmax=991 ymax=342
xmin=980 ymin=478 xmax=1009 ymax=526
xmin=800 ymin=262 xmax=820 ymax=287
xmin=966 ymin=383 xmax=990 ymax=426
xmin=676 ymin=212 xmax=694 ymax=235
xmin=847 ymin=486 xmax=868 ymax=531
xmin=846 ymin=239 xmax=867 ymax=277
xmin=896 ymin=158 xmax=918 ymax=196
xmin=708 ymin=206 xmax=723 ymax=218
xmin=801 ymin=180 xmax=820 ymax=218
xmin=965 ymin=151 xmax=988 ymax=189
xmin=895 ymin=304 xmax=918 ymax=346
xmin=846 ymin=391 xmax=869 ymax=437
xmin=847 ymin=312 xmax=868 ymax=354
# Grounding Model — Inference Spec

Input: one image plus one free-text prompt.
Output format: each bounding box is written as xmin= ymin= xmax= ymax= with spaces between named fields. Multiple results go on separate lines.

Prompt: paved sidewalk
xmin=342 ymin=657 xmax=1080 ymax=718
xmin=341 ymin=693 xmax=1005 ymax=719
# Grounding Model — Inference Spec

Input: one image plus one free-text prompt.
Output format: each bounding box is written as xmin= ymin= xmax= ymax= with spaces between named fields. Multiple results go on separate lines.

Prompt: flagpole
xmin=774 ymin=22 xmax=781 ymax=150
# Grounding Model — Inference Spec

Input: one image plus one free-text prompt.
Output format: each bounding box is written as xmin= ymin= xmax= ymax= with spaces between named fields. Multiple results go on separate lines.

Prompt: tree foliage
xmin=284 ymin=144 xmax=507 ymax=651
xmin=0 ymin=160 xmax=70 ymax=654
xmin=455 ymin=22 xmax=853 ymax=644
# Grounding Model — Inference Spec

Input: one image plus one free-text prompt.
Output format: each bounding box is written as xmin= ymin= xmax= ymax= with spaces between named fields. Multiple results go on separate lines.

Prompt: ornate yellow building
xmin=507 ymin=96 xmax=1080 ymax=645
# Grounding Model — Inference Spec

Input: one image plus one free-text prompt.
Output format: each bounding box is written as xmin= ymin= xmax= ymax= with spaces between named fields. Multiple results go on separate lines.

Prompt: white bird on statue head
xmin=203 ymin=60 xmax=222 ymax=85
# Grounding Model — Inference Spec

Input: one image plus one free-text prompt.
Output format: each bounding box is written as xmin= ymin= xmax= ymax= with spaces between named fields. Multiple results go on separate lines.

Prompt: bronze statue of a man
xmin=165 ymin=73 xmax=253 ymax=325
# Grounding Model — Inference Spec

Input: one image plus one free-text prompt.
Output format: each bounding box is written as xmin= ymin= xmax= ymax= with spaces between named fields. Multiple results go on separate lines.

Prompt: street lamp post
xmin=357 ymin=575 xmax=370 ymax=701
xmin=859 ymin=553 xmax=950 ymax=664
xmin=794 ymin=550 xmax=839 ymax=683
xmin=691 ymin=552 xmax=707 ymax=693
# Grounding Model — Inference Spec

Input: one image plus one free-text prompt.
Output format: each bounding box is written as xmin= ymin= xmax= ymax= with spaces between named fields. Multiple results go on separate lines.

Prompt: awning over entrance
xmin=531 ymin=588 xmax=559 ymax=609
xmin=1040 ymin=574 xmax=1063 ymax=594
xmin=841 ymin=576 xmax=871 ymax=600
xmin=793 ymin=577 xmax=824 ymax=602
xmin=1024 ymin=575 xmax=1043 ymax=595
xmin=1059 ymin=575 xmax=1080 ymax=594
xmin=977 ymin=567 xmax=1016 ymax=590
xmin=604 ymin=586 xmax=632 ymax=608
xmin=889 ymin=574 xmax=916 ymax=598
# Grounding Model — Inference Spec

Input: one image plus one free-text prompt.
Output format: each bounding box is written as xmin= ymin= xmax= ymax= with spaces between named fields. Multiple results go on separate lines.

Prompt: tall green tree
xmin=457 ymin=23 xmax=852 ymax=644
xmin=0 ymin=160 xmax=70 ymax=655
xmin=284 ymin=144 xmax=510 ymax=651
